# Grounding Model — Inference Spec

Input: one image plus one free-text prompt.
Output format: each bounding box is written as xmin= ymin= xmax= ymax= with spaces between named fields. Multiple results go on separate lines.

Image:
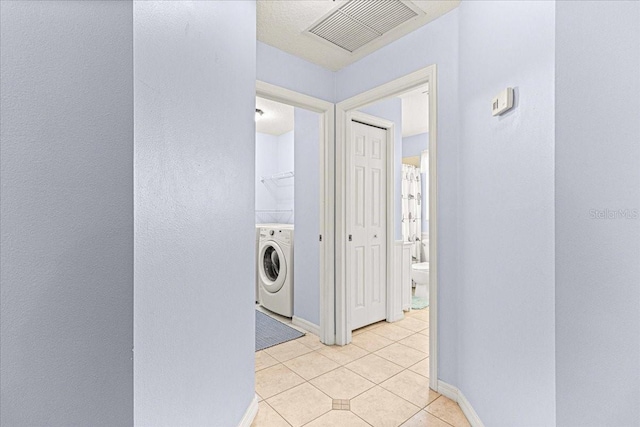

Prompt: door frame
xmin=335 ymin=65 xmax=439 ymax=390
xmin=345 ymin=111 xmax=396 ymax=333
xmin=256 ymin=81 xmax=336 ymax=345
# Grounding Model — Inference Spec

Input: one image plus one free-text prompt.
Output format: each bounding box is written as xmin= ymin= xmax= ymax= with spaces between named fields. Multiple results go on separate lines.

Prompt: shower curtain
xmin=401 ymin=164 xmax=422 ymax=262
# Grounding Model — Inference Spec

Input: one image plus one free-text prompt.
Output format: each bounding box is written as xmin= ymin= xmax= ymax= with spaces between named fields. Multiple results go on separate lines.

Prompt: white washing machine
xmin=257 ymin=224 xmax=294 ymax=317
xmin=255 ymin=223 xmax=288 ymax=304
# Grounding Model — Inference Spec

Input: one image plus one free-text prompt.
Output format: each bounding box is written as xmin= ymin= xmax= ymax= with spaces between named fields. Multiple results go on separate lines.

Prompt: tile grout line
xmin=257 ymin=325 xmax=428 ymax=400
xmin=265 ymin=361 xmax=365 ymax=427
xmin=342 ymin=337 xmax=433 ymax=424
xmin=258 ymin=362 xmax=304 ymax=401
xmin=261 ymin=364 xmax=459 ymax=427
xmin=334 ymin=361 xmax=428 ymax=420
xmin=256 ymin=316 xmax=443 ymax=427
xmin=296 ymin=403 xmax=332 ymax=427
xmin=265 ymin=329 xmax=426 ymax=370
xmin=342 ymin=354 xmax=406 ymax=379
xmin=262 ymin=366 xmax=332 ymax=426
xmin=261 ymin=399 xmax=294 ymax=427
xmin=374 ymin=340 xmax=429 ymax=360
xmin=351 ymin=410 xmax=375 ymax=427
xmin=346 ymin=382 xmax=420 ymax=427
xmin=352 ymin=333 xmax=428 ymax=361
xmin=260 ymin=361 xmax=341 ymax=406
xmin=424 ymin=396 xmax=459 ymax=427
xmin=260 ymin=341 xmax=401 ymax=421
xmin=367 ymin=330 xmax=426 ymax=345
xmin=260 ymin=361 xmax=344 ymax=402
xmin=374 ymin=366 xmax=433 ymax=409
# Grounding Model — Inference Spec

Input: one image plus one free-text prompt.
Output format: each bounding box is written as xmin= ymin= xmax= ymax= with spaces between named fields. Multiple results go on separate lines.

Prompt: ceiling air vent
xmin=308 ymin=0 xmax=420 ymax=53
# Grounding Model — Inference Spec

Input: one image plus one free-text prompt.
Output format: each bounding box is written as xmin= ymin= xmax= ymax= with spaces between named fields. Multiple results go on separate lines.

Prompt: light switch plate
xmin=492 ymin=87 xmax=514 ymax=116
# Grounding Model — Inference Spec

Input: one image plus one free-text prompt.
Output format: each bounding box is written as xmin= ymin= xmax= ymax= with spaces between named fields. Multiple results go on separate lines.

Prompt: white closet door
xmin=348 ymin=121 xmax=387 ymax=330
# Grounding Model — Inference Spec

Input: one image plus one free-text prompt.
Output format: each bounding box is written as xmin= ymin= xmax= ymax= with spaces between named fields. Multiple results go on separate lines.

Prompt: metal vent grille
xmin=309 ymin=0 xmax=419 ymax=53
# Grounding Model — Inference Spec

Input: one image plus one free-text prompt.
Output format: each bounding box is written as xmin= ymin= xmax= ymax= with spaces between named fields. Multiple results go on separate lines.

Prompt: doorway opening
xmin=335 ymin=66 xmax=439 ymax=390
xmin=255 ymin=81 xmax=335 ymax=345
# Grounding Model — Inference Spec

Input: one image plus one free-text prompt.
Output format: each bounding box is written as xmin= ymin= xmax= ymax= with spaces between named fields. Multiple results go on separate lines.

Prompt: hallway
xmin=253 ymin=309 xmax=470 ymax=427
xmin=2 ymin=1 xmax=638 ymax=425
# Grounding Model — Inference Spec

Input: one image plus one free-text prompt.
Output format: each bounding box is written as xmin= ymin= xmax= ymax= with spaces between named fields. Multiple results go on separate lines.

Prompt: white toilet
xmin=411 ymin=240 xmax=429 ymax=299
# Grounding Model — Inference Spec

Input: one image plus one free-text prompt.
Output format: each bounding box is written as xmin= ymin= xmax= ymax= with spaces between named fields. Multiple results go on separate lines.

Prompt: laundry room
xmin=254 ymin=95 xmax=323 ymax=347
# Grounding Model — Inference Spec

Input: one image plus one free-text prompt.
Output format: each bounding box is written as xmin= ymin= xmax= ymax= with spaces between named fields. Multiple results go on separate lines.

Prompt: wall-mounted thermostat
xmin=492 ymin=87 xmax=514 ymax=116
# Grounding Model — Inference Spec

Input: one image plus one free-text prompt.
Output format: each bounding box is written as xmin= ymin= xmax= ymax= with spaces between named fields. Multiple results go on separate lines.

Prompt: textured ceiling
xmin=258 ymin=0 xmax=460 ymax=71
xmin=256 ymin=97 xmax=294 ymax=136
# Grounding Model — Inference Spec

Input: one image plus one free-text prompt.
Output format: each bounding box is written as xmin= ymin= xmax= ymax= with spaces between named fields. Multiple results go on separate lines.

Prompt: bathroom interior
xmin=400 ymin=88 xmax=430 ymax=310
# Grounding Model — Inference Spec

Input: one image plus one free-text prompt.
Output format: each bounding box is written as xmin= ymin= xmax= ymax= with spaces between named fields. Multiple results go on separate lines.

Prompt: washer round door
xmin=259 ymin=240 xmax=287 ymax=293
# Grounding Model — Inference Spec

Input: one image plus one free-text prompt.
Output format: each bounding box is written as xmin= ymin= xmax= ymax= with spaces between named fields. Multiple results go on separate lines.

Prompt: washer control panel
xmin=260 ymin=227 xmax=292 ymax=244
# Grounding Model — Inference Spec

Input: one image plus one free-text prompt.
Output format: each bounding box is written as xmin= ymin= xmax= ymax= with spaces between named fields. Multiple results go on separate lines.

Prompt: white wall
xmin=336 ymin=8 xmax=461 ymax=386
xmin=256 ymin=132 xmax=279 ymax=213
xmin=293 ymin=108 xmax=321 ymax=326
xmin=276 ymin=131 xmax=295 ymax=217
xmin=402 ymin=132 xmax=428 ymax=158
xmin=133 ymin=2 xmax=256 ymax=426
xmin=338 ymin=3 xmax=558 ymax=424
xmin=358 ymin=98 xmax=404 ymax=241
xmin=0 ymin=2 xmax=133 ymax=425
xmin=257 ymin=41 xmax=335 ymax=103
xmin=457 ymin=1 xmax=556 ymax=425
xmin=256 ymin=131 xmax=294 ymax=224
xmin=555 ymin=2 xmax=640 ymax=426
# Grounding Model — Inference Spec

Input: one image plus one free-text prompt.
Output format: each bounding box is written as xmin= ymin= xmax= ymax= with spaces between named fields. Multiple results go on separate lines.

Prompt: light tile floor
xmin=253 ymin=308 xmax=470 ymax=427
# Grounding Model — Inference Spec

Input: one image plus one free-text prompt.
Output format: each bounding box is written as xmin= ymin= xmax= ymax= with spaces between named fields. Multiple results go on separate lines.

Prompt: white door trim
xmin=335 ymin=65 xmax=439 ymax=391
xmin=345 ymin=111 xmax=395 ymax=338
xmin=256 ymin=81 xmax=336 ymax=345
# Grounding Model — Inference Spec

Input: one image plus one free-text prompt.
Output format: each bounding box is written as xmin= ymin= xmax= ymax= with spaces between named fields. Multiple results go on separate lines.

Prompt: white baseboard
xmin=292 ymin=316 xmax=320 ymax=336
xmin=237 ymin=394 xmax=259 ymax=427
xmin=437 ymin=381 xmax=485 ymax=427
xmin=458 ymin=390 xmax=485 ymax=427
xmin=436 ymin=380 xmax=458 ymax=401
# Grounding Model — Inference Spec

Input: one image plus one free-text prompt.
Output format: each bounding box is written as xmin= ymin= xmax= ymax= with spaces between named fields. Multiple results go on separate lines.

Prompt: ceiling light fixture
xmin=255 ymin=108 xmax=264 ymax=121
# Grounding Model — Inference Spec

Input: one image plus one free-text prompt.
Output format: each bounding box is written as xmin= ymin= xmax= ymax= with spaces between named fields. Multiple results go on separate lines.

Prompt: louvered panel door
xmin=349 ymin=120 xmax=387 ymax=330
